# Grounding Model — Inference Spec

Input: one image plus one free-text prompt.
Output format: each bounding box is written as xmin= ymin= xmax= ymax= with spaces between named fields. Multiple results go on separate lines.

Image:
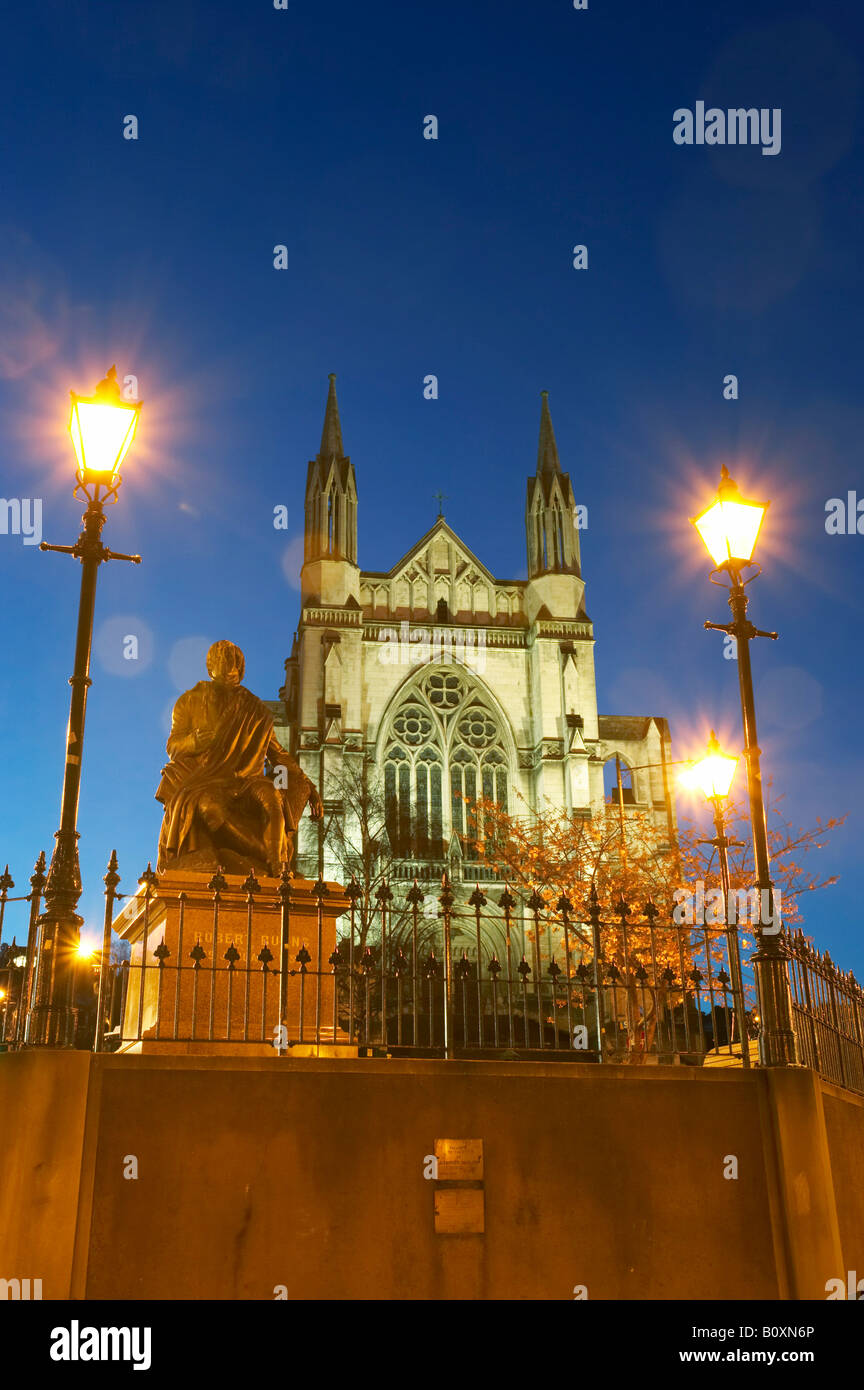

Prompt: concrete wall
xmin=821 ymin=1080 xmax=864 ymax=1276
xmin=0 ymin=1053 xmax=859 ymax=1301
xmin=0 ymin=1051 xmax=97 ymax=1298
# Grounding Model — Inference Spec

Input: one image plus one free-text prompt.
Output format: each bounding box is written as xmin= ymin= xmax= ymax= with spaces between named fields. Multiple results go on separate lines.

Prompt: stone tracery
xmin=382 ymin=674 xmax=509 ymax=860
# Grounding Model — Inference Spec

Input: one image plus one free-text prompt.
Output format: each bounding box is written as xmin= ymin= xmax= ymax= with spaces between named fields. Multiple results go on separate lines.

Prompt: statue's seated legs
xmin=194 ymin=781 xmax=285 ymax=878
xmin=244 ymin=779 xmax=286 ymax=878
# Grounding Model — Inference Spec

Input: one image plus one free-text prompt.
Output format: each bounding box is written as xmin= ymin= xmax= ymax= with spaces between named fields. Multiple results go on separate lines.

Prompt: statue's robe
xmin=156 ymin=680 xmax=312 ymax=872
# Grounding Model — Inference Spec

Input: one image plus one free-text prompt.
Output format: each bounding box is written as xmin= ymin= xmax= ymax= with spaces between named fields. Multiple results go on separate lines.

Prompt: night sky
xmin=1 ymin=0 xmax=862 ymax=969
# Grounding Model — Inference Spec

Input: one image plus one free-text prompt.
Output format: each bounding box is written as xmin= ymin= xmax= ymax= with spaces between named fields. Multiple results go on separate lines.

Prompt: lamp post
xmin=25 ymin=367 xmax=141 ymax=1048
xmin=691 ymin=466 xmax=798 ymax=1066
xmin=681 ymin=731 xmax=751 ymax=1067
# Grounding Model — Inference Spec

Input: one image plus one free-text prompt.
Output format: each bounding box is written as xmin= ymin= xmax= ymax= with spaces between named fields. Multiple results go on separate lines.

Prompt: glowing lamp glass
xmin=68 ymin=369 xmax=140 ymax=484
xmin=692 ymin=752 xmax=737 ymax=800
xmin=680 ymin=733 xmax=738 ymax=801
xmin=692 ymin=468 xmax=768 ymax=568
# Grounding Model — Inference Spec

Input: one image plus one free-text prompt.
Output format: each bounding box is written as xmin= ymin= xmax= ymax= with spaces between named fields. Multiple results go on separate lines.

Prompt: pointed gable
xmin=360 ymin=518 xmax=525 ymax=624
xmin=377 ymin=518 xmax=498 ymax=586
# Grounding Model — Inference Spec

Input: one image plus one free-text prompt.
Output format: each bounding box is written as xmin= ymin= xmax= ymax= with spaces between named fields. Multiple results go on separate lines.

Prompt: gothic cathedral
xmin=274 ymin=376 xmax=676 ymax=887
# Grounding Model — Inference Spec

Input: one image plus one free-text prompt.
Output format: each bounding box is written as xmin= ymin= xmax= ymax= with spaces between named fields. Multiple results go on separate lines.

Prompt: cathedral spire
xmin=319 ymin=373 xmax=345 ymax=461
xmin=305 ymin=374 xmax=358 ymax=571
xmin=537 ymin=390 xmax=561 ymax=476
xmin=526 ymin=391 xmax=581 ymax=579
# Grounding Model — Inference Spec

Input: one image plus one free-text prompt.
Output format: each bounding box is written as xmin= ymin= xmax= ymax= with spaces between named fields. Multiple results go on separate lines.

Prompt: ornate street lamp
xmin=26 ymin=368 xmax=142 ymax=1047
xmin=681 ymin=731 xmax=750 ymax=1066
xmin=692 ymin=466 xmax=768 ymax=572
xmin=682 ymin=730 xmax=738 ymax=804
xmin=691 ymin=467 xmax=797 ymax=1066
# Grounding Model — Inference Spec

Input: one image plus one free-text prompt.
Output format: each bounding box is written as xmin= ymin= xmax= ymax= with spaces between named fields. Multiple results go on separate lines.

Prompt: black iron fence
xmin=785 ymin=927 xmax=864 ymax=1094
xmin=2 ymin=857 xmax=863 ymax=1093
xmin=0 ymin=856 xmax=45 ymax=1050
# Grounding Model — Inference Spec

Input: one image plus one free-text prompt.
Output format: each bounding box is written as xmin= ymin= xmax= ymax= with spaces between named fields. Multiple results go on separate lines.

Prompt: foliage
xmin=464 ymin=788 xmax=844 ymax=1057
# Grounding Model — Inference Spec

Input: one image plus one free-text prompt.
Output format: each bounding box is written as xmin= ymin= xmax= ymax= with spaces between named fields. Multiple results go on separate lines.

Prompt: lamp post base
xmin=752 ymin=947 xmax=799 ymax=1067
xmin=24 ymin=894 xmax=82 ymax=1049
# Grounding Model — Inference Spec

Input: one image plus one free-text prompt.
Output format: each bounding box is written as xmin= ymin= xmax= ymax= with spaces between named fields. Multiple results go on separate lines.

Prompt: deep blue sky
xmin=1 ymin=0 xmax=863 ymax=969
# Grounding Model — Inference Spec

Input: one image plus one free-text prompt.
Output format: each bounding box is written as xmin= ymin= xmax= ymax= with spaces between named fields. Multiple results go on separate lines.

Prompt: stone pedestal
xmin=113 ymin=871 xmax=355 ymax=1057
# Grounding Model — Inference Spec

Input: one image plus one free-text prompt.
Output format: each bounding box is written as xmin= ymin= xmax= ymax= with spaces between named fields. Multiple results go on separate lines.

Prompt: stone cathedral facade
xmin=273 ymin=376 xmax=676 ymax=887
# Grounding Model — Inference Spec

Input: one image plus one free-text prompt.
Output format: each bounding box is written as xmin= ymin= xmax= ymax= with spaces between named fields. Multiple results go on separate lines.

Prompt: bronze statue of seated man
xmin=156 ymin=639 xmax=322 ymax=878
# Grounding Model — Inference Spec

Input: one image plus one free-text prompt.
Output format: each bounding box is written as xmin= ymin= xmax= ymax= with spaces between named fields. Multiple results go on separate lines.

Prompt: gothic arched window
xmin=603 ymin=755 xmax=635 ymax=805
xmin=383 ymin=679 xmax=509 ymax=862
xmin=554 ymin=506 xmax=565 ymax=568
xmin=415 ymin=747 xmax=443 ymax=856
xmin=449 ymin=706 xmax=508 ymax=858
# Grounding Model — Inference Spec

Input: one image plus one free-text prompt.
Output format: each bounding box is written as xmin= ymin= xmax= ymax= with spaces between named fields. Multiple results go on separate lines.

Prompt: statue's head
xmin=206 ymin=640 xmax=245 ymax=686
